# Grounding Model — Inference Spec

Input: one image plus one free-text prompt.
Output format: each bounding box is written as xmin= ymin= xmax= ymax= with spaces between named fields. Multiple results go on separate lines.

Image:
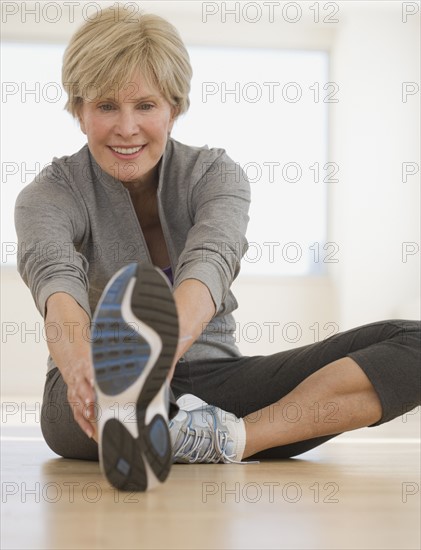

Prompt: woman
xmin=15 ymin=5 xmax=420 ymax=492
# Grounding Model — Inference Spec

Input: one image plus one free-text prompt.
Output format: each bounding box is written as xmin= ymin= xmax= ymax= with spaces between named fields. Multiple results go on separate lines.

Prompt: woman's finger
xmin=73 ymin=400 xmax=95 ymax=438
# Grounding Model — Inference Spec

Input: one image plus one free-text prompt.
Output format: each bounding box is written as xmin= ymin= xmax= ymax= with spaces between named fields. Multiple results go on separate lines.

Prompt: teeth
xmin=111 ymin=146 xmax=143 ymax=154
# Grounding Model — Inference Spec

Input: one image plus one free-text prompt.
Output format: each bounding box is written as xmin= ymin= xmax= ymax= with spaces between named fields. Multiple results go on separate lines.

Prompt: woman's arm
xmin=166 ymin=150 xmax=250 ymax=375
xmin=45 ymin=292 xmax=96 ymax=438
xmin=172 ymin=149 xmax=250 ymax=324
xmin=170 ymin=278 xmax=216 ymax=378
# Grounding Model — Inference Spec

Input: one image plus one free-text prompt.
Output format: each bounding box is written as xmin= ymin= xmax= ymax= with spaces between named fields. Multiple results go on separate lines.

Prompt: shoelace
xmin=174 ymin=425 xmax=240 ymax=463
xmin=174 ymin=425 xmax=259 ymax=464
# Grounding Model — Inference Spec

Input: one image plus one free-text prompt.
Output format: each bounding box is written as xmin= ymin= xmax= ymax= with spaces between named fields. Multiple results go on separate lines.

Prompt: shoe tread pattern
xmin=131 ymin=266 xmax=178 ymax=482
xmin=93 ymin=263 xmax=178 ymax=491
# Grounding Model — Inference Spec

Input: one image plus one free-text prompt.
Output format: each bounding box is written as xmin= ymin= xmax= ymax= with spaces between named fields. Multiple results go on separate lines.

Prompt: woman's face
xmin=78 ymin=72 xmax=176 ymax=188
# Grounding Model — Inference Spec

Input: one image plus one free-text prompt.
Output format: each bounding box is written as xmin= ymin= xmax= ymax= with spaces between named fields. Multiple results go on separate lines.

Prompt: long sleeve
xmin=173 ymin=151 xmax=251 ymax=314
xmin=15 ymin=163 xmax=90 ymax=319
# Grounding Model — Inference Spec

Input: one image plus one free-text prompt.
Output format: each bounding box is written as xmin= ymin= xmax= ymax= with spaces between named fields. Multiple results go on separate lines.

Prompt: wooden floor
xmin=1 ymin=401 xmax=420 ymax=550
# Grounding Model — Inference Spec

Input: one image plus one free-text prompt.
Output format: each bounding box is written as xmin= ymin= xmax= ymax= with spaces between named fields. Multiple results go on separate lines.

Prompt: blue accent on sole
xmin=149 ymin=416 xmax=169 ymax=458
xmin=92 ymin=264 xmax=151 ymax=396
xmin=116 ymin=458 xmax=131 ymax=476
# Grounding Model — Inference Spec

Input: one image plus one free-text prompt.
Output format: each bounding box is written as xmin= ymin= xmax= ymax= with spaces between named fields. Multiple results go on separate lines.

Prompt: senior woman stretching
xmin=15 ymin=5 xmax=420 ymax=492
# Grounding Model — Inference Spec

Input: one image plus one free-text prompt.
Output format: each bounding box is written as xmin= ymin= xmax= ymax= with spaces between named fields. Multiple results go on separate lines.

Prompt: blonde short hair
xmin=62 ymin=5 xmax=192 ymax=118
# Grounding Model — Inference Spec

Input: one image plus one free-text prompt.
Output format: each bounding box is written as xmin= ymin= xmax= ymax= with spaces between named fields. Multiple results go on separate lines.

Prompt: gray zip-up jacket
xmin=15 ymin=138 xmax=251 ymax=370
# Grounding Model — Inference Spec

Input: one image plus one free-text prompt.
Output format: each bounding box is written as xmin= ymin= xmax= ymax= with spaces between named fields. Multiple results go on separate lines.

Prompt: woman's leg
xmin=172 ymin=319 xmax=420 ymax=459
xmin=243 ymin=356 xmax=382 ymax=458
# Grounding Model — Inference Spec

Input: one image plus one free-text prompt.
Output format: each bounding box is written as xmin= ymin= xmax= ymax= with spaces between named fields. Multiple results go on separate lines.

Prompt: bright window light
xmin=1 ymin=43 xmax=329 ymax=275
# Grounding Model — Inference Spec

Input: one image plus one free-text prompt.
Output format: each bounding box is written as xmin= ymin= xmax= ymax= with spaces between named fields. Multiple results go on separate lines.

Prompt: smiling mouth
xmin=109 ymin=145 xmax=145 ymax=155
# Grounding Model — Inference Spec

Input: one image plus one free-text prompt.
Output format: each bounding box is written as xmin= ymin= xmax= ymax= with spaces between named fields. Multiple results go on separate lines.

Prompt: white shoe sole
xmin=92 ymin=263 xmax=178 ymax=491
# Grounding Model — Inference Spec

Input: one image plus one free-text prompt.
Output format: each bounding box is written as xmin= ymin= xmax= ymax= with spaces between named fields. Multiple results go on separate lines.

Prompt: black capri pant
xmin=40 ymin=319 xmax=421 ymax=461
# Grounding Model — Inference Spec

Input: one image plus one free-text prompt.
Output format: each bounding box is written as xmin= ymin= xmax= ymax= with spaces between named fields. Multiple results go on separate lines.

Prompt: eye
xmin=140 ymin=103 xmax=154 ymax=111
xmin=98 ymin=103 xmax=115 ymax=112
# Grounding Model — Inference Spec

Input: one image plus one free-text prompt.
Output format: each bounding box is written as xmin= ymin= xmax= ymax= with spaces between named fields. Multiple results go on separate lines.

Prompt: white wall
xmin=1 ymin=1 xmax=419 ymax=398
xmin=329 ymin=1 xmax=420 ymax=327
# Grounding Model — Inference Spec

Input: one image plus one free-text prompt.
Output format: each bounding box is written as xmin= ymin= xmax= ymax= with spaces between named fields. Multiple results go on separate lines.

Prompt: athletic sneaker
xmin=91 ymin=262 xmax=179 ymax=491
xmin=169 ymin=394 xmax=249 ymax=464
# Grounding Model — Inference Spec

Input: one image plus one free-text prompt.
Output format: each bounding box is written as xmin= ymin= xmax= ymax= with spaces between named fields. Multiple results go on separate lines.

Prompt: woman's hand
xmin=45 ymin=292 xmax=97 ymax=440
xmin=60 ymin=355 xmax=97 ymax=440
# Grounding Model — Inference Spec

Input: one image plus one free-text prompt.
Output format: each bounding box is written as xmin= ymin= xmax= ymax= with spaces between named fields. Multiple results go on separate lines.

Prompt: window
xmin=2 ymin=43 xmax=329 ymax=275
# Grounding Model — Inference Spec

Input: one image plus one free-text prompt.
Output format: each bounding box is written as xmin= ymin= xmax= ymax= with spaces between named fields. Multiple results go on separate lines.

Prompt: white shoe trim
xmin=176 ymin=393 xmax=208 ymax=412
xmin=95 ymin=277 xmax=162 ymax=444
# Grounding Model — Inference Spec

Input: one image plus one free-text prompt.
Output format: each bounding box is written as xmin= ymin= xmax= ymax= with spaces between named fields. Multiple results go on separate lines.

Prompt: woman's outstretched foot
xmin=91 ymin=262 xmax=179 ymax=491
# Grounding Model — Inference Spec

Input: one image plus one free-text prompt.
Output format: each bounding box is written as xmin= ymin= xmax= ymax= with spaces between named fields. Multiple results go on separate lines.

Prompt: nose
xmin=114 ymin=107 xmax=139 ymax=138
